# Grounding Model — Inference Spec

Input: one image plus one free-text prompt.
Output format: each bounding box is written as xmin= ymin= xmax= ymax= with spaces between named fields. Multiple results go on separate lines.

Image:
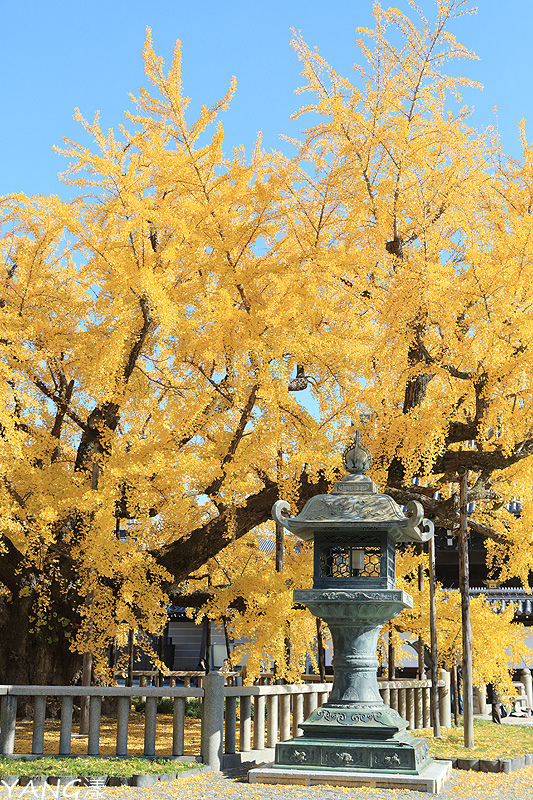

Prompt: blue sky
xmin=2 ymin=0 xmax=532 ymax=197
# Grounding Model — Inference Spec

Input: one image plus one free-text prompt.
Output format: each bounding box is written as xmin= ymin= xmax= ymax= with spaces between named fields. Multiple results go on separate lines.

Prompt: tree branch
xmin=204 ymin=384 xmax=258 ymax=500
xmin=124 ymin=294 xmax=153 ymax=383
xmin=169 ymin=590 xmax=247 ymax=614
xmin=51 ymin=379 xmax=75 ymax=462
xmin=32 ymin=377 xmax=87 ymax=432
xmin=154 ymin=470 xmax=331 ymax=584
xmin=433 ymin=439 xmax=533 ymax=477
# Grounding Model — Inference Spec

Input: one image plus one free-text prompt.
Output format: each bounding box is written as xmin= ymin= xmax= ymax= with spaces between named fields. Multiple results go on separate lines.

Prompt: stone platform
xmin=275 ymin=731 xmax=431 ymax=773
xmin=248 ymin=759 xmax=452 ymax=794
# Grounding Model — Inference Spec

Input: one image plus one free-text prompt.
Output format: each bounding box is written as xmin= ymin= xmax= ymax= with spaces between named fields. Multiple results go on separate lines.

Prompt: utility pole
xmin=428 ymin=532 xmax=441 ymax=738
xmin=458 ymin=468 xmax=474 ymax=747
xmin=275 ymin=521 xmax=284 ymax=573
xmin=275 ymin=519 xmax=292 ymax=672
xmin=79 ymin=646 xmax=92 ymax=735
xmin=451 ymin=653 xmax=460 ymax=726
xmin=205 ymin=571 xmax=212 ymax=673
xmin=417 ymin=543 xmax=425 ymax=680
xmin=316 ymin=618 xmax=326 ymax=682
xmin=127 ymin=629 xmax=134 ymax=687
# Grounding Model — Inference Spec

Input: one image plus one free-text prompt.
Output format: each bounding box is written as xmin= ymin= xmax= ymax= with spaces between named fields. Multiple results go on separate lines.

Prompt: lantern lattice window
xmin=320 ymin=545 xmax=382 ymax=578
xmin=359 ymin=546 xmax=381 ymax=577
xmin=320 ymin=546 xmax=351 ymax=578
xmin=313 ymin=531 xmax=395 ymax=589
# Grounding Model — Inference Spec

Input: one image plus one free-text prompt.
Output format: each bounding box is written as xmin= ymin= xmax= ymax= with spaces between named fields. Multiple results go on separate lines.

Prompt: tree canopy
xmin=2 ymin=0 xmax=533 ymax=685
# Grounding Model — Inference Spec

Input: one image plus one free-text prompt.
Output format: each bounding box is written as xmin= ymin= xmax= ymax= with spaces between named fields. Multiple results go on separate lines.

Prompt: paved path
xmin=477 ymin=712 xmax=533 ymax=726
xmin=72 ymin=766 xmax=533 ymax=800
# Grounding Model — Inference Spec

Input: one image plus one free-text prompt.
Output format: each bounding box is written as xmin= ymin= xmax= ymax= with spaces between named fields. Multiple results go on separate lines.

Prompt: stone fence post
xmin=0 ymin=695 xmax=17 ymax=755
xmin=521 ymin=668 xmax=533 ymax=710
xmin=438 ymin=669 xmax=451 ymax=728
xmin=201 ymin=670 xmax=224 ymax=771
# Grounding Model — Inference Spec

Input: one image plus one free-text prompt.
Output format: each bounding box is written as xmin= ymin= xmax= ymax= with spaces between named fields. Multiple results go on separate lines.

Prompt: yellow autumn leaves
xmin=0 ymin=0 xmax=533 ymax=687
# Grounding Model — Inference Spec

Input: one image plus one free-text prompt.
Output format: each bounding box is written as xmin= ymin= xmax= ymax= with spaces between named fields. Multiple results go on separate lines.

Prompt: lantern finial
xmin=342 ymin=430 xmax=371 ymax=475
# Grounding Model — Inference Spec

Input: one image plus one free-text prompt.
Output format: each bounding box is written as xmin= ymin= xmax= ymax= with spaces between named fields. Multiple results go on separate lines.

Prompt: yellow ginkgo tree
xmin=2 ymin=0 xmax=533 ymax=685
xmin=392 ymin=547 xmax=533 ymax=699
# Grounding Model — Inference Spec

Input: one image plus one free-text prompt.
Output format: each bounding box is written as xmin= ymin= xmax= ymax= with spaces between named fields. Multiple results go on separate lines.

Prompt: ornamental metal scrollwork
xmin=350 ymin=711 xmax=385 ymax=724
xmin=315 ymin=709 xmax=347 ymax=723
xmin=300 ymin=495 xmax=405 ymax=522
xmin=330 ymin=497 xmax=365 ymax=516
xmin=309 ymin=500 xmax=335 ymax=520
xmin=405 ymin=500 xmax=424 ymax=529
xmin=358 ymin=592 xmax=392 ymax=602
xmin=272 ymin=499 xmax=291 ymax=528
xmin=319 ymin=591 xmax=393 ymax=602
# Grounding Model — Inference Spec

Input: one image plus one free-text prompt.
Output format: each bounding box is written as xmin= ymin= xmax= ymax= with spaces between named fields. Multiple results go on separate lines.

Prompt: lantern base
xmin=272 ymin=729 xmax=431 ymax=774
xmin=248 ymin=759 xmax=451 ymax=795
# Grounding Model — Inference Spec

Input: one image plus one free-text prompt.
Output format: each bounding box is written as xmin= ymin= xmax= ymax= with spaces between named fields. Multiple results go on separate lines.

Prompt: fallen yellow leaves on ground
xmin=13 ymin=713 xmax=202 ymax=757
xmin=13 ymin=713 xmax=258 ymax=758
xmin=11 ymin=713 xmax=531 ymax=765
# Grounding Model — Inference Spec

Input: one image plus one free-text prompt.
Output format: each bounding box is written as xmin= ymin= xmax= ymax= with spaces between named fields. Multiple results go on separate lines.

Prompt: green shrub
xmin=157 ymin=697 xmax=174 ymax=715
xmin=185 ymin=698 xmax=202 ymax=718
xmin=132 ymin=697 xmax=174 ymax=714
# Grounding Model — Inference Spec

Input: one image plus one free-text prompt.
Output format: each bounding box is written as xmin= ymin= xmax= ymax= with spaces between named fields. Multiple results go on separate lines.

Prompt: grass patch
xmin=412 ymin=718 xmax=533 ymax=760
xmin=0 ymin=757 xmax=202 ymax=777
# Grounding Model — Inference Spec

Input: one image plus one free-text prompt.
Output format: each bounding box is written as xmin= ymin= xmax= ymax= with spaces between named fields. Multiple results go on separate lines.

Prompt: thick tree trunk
xmin=0 ymin=554 xmax=83 ymax=694
xmin=0 ymin=594 xmax=81 ymax=712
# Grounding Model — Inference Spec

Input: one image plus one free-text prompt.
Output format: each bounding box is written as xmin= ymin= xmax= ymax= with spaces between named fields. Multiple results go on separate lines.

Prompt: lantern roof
xmin=273 ymin=433 xmax=434 ymax=543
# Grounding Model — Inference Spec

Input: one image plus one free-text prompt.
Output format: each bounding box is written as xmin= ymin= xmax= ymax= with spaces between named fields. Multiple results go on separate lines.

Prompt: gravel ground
xmin=1 ymin=767 xmax=532 ymax=799
xmin=58 ymin=765 xmax=533 ymax=800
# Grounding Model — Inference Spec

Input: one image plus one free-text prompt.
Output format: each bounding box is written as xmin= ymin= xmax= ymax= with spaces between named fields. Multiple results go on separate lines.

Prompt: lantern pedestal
xmin=270 ymin=588 xmax=432 ymax=776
